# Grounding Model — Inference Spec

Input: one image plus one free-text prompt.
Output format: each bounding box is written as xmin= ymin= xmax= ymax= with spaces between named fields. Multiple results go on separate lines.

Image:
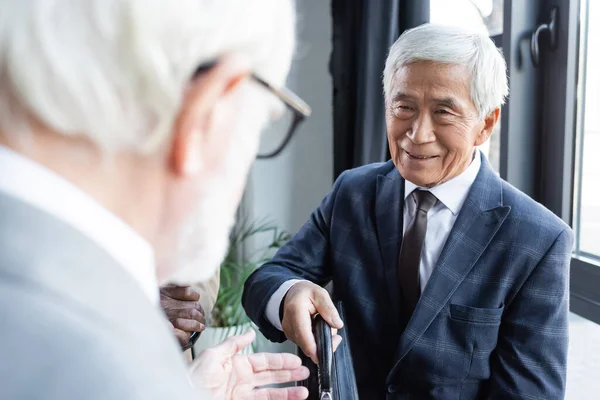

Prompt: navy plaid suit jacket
xmin=243 ymin=154 xmax=573 ymax=399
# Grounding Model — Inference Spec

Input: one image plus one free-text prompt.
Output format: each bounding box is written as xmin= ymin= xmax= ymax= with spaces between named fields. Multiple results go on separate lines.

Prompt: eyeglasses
xmin=193 ymin=61 xmax=312 ymax=159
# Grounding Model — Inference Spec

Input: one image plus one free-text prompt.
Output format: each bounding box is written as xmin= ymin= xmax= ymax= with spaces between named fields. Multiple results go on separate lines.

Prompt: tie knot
xmin=412 ymin=190 xmax=437 ymax=213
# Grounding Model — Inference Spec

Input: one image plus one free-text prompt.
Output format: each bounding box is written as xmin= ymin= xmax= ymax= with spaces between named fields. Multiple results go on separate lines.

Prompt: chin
xmin=405 ymin=176 xmax=432 ymax=187
xmin=397 ymin=166 xmax=426 ymax=186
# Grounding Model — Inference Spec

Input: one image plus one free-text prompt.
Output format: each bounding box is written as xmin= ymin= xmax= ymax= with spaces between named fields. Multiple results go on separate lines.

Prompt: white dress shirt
xmin=265 ymin=151 xmax=482 ymax=331
xmin=0 ymin=145 xmax=158 ymax=304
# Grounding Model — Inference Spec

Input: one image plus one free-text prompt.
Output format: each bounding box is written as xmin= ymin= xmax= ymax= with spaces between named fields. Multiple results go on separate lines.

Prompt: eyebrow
xmin=434 ymin=97 xmax=461 ymax=110
xmin=391 ymin=92 xmax=415 ymax=102
xmin=392 ymin=92 xmax=463 ymax=110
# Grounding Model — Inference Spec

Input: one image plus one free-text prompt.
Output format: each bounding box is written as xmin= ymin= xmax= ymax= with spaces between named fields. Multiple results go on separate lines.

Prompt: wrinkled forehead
xmin=389 ymin=61 xmax=475 ymax=107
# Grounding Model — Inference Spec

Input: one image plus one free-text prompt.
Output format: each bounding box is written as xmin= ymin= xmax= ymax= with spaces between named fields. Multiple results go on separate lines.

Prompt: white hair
xmin=383 ymin=23 xmax=508 ymax=118
xmin=0 ymin=0 xmax=295 ymax=153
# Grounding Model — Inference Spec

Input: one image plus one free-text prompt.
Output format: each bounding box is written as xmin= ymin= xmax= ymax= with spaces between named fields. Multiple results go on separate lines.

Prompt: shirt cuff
xmin=265 ymin=279 xmax=304 ymax=331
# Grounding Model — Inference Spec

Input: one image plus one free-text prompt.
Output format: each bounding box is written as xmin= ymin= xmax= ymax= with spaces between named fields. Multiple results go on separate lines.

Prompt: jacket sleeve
xmin=488 ymin=228 xmax=573 ymax=399
xmin=242 ymin=171 xmax=348 ymax=342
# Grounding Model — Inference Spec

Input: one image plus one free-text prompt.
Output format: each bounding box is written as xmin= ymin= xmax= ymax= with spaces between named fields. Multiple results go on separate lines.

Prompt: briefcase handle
xmin=313 ymin=315 xmax=333 ymax=399
xmin=298 ymin=301 xmax=359 ymax=400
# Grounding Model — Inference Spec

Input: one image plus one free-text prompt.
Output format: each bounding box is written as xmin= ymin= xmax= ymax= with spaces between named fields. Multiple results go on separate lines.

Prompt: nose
xmin=406 ymin=114 xmax=436 ymax=144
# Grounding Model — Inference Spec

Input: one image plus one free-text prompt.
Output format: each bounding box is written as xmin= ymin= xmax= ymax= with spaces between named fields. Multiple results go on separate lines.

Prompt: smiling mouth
xmin=405 ymin=150 xmax=438 ymax=160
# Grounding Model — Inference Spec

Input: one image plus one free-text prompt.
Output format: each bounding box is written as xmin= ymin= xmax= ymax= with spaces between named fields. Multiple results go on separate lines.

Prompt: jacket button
xmin=387 ymin=384 xmax=397 ymax=393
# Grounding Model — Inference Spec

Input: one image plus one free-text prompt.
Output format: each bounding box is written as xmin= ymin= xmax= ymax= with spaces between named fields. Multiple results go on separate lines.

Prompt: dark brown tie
xmin=398 ymin=190 xmax=437 ymax=327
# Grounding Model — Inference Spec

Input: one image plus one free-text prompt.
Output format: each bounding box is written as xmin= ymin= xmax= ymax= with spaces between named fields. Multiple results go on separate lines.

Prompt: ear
xmin=474 ymin=108 xmax=501 ymax=147
xmin=170 ymin=55 xmax=252 ymax=177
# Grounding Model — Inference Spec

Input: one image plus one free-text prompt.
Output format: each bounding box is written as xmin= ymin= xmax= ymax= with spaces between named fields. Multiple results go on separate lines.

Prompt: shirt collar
xmin=404 ymin=149 xmax=482 ymax=215
xmin=0 ymin=145 xmax=158 ymax=304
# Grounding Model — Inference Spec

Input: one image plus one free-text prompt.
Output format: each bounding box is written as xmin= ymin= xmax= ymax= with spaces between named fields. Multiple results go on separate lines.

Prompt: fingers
xmin=160 ymin=284 xmax=201 ymax=301
xmin=216 ymin=329 xmax=256 ymax=356
xmin=250 ymin=366 xmax=310 ymax=388
xmin=173 ymin=317 xmax=205 ymax=333
xmin=168 ymin=307 xmax=206 ymax=332
xmin=283 ymin=283 xmax=343 ymax=365
xmin=165 ymin=304 xmax=204 ymax=321
xmin=246 ymin=352 xmax=303 ymax=372
xmin=282 ymin=283 xmax=345 ymax=364
xmin=285 ymin=305 xmax=318 ymax=364
xmin=312 ymin=290 xmax=343 ymax=329
xmin=175 ymin=307 xmax=206 ymax=324
xmin=251 ymin=386 xmax=309 ymax=400
xmin=174 ymin=328 xmax=191 ymax=347
xmin=332 ymin=334 xmax=342 ymax=352
xmin=245 ymin=353 xmax=309 ymax=389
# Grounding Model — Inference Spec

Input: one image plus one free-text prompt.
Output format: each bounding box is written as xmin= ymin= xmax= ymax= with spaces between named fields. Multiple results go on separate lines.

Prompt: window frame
xmin=504 ymin=0 xmax=600 ymax=324
xmin=430 ymin=0 xmax=600 ymax=323
xmin=564 ymin=0 xmax=600 ymax=323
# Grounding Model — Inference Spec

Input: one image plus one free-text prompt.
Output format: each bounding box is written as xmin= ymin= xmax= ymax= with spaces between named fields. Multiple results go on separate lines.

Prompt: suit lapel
xmin=391 ymin=155 xmax=511 ymax=371
xmin=375 ymin=166 xmax=405 ymax=320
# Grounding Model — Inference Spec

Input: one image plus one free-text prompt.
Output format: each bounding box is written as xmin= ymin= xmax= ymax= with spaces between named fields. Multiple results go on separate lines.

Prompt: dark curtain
xmin=330 ymin=0 xmax=429 ymax=179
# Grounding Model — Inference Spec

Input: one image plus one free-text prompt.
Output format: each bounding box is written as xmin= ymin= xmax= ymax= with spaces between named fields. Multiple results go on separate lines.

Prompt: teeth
xmin=406 ymin=151 xmax=433 ymax=159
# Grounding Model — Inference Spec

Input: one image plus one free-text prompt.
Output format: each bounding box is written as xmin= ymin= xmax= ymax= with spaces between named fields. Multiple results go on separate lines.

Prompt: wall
xmin=244 ymin=0 xmax=332 ymax=354
xmin=246 ymin=0 xmax=333 ymax=235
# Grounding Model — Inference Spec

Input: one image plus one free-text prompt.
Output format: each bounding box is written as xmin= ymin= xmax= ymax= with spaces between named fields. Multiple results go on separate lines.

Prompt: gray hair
xmin=383 ymin=23 xmax=508 ymax=118
xmin=0 ymin=0 xmax=295 ymax=153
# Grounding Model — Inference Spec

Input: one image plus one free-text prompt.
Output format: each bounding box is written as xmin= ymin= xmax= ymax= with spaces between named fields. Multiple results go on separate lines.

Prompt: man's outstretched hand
xmin=189 ymin=329 xmax=310 ymax=400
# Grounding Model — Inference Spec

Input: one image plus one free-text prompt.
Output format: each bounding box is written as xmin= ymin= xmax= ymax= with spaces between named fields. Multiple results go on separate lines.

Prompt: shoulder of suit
xmin=500 ymin=179 xmax=571 ymax=235
xmin=335 ymin=160 xmax=396 ymax=187
xmin=0 ymin=281 xmax=194 ymax=400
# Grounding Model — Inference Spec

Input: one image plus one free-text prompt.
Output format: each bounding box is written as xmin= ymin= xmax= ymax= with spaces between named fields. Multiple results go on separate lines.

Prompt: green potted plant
xmin=194 ymin=218 xmax=290 ymax=353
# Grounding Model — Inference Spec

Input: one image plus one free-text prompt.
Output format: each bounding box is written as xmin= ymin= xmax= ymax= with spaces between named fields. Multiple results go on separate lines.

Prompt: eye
xmin=393 ymin=104 xmax=414 ymax=113
xmin=392 ymin=104 xmax=415 ymax=119
xmin=435 ymin=108 xmax=451 ymax=115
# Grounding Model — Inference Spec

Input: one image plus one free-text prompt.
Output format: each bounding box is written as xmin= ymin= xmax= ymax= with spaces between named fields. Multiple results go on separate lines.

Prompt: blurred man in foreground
xmin=0 ymin=0 xmax=309 ymax=398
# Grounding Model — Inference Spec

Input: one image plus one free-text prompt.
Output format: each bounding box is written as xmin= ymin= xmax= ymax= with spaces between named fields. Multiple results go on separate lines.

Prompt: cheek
xmin=169 ymin=179 xmax=203 ymax=230
xmin=220 ymin=102 xmax=268 ymax=204
xmin=203 ymin=104 xmax=245 ymax=172
xmin=153 ymin=176 xmax=203 ymax=271
xmin=436 ymin=128 xmax=470 ymax=156
xmin=386 ymin=120 xmax=408 ymax=150
xmin=226 ymin=154 xmax=254 ymax=207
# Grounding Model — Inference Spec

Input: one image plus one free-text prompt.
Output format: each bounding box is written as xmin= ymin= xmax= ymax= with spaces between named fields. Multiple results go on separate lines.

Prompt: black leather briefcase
xmin=298 ymin=302 xmax=359 ymax=400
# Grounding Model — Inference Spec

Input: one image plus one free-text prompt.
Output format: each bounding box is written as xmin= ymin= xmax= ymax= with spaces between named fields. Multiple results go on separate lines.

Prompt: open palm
xmin=189 ymin=329 xmax=309 ymax=400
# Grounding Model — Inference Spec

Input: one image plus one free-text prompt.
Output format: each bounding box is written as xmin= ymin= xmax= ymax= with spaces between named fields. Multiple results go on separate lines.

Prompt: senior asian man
xmin=0 ymin=0 xmax=310 ymax=399
xmin=243 ymin=24 xmax=574 ymax=399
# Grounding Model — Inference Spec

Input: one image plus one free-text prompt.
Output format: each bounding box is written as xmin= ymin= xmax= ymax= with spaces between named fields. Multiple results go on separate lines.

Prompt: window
xmin=528 ymin=0 xmax=600 ymax=327
xmin=430 ymin=0 xmax=503 ymax=36
xmin=574 ymin=0 xmax=600 ymax=263
xmin=429 ymin=0 xmax=504 ymax=172
xmin=428 ymin=0 xmax=600 ymax=323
